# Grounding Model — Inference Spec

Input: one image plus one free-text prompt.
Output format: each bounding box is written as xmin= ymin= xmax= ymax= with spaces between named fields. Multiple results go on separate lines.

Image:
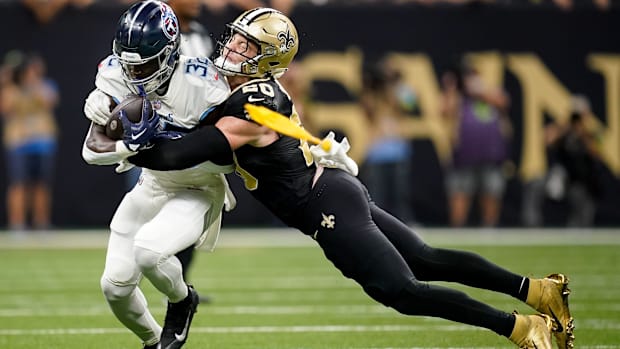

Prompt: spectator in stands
xmin=545 ymin=95 xmax=603 ymax=227
xmin=440 ymin=57 xmax=512 ymax=227
xmin=1 ymin=52 xmax=59 ymax=231
xmin=202 ymin=0 xmax=296 ymax=15
xmin=21 ymin=0 xmax=95 ymax=24
xmin=359 ymin=57 xmax=417 ymax=225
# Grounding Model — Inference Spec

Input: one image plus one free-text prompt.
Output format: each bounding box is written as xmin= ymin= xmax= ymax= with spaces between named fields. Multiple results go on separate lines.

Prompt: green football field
xmin=1 ymin=229 xmax=619 ymax=349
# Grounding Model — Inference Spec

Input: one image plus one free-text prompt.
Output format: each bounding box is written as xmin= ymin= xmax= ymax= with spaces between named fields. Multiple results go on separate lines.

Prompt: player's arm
xmin=84 ymin=89 xmax=115 ymax=126
xmin=128 ymin=116 xmax=269 ymax=170
xmin=82 ymin=88 xmax=136 ymax=165
xmin=81 ymin=122 xmax=136 ymax=166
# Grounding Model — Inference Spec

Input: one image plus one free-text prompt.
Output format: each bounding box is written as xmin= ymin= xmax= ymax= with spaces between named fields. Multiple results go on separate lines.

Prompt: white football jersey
xmin=94 ymin=54 xmax=233 ymax=188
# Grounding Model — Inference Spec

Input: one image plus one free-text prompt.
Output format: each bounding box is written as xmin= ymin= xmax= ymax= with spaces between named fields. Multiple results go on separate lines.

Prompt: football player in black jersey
xmin=128 ymin=8 xmax=574 ymax=349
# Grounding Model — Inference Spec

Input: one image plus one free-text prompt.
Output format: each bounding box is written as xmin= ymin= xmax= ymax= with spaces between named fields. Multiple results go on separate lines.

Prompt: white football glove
xmin=115 ymin=160 xmax=136 ymax=174
xmin=309 ymin=131 xmax=359 ymax=176
xmin=84 ymin=89 xmax=113 ymax=126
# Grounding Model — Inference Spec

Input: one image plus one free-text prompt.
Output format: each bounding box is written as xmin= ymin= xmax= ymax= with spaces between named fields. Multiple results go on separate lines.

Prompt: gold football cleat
xmin=509 ymin=312 xmax=557 ymax=349
xmin=526 ymin=274 xmax=575 ymax=349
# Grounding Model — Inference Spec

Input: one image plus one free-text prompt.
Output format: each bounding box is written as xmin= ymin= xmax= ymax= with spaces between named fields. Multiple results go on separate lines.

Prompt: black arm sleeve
xmin=128 ymin=126 xmax=233 ymax=171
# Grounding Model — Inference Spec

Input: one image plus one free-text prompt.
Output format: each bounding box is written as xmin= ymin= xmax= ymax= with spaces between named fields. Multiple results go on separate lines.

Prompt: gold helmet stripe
xmin=238 ymin=7 xmax=280 ymax=26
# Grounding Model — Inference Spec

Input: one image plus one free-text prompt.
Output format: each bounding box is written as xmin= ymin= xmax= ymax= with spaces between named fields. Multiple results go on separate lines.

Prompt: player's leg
xmin=370 ymin=203 xmax=526 ymax=297
xmin=307 ymin=170 xmax=554 ymax=347
xmin=133 ymin=190 xmax=211 ymax=348
xmin=102 ymin=178 xmax=167 ymax=347
xmin=132 ymin=190 xmax=209 ymax=300
xmin=175 ymin=245 xmax=194 ymax=281
xmin=100 ymin=230 xmax=161 ymax=347
xmin=175 ymin=245 xmax=213 ymax=303
xmin=370 ymin=189 xmax=573 ymax=348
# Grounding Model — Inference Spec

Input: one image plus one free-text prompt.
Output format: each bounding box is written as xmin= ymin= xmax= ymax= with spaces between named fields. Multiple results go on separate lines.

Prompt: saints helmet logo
xmin=320 ymin=213 xmax=336 ymax=229
xmin=277 ymin=29 xmax=296 ymax=53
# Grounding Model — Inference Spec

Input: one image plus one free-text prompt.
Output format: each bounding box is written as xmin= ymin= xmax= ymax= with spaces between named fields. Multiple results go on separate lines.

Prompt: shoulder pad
xmin=95 ymin=55 xmax=129 ymax=102
xmin=222 ymin=79 xmax=292 ymax=121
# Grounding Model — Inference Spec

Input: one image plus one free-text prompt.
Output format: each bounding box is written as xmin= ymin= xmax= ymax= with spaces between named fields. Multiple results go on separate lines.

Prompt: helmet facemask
xmin=115 ymin=42 xmax=178 ymax=94
xmin=214 ymin=29 xmax=264 ymax=77
xmin=213 ymin=8 xmax=298 ymax=79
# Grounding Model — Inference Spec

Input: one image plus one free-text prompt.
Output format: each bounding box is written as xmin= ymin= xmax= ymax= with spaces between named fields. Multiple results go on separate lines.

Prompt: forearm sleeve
xmin=129 ymin=126 xmax=233 ymax=170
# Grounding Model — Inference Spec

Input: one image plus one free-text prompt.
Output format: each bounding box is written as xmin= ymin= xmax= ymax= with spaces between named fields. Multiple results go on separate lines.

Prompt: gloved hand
xmin=120 ymin=101 xmax=160 ymax=151
xmin=309 ymin=131 xmax=359 ymax=176
xmin=115 ymin=159 xmax=135 ymax=173
xmin=84 ymin=89 xmax=113 ymax=126
xmin=152 ymin=128 xmax=186 ymax=142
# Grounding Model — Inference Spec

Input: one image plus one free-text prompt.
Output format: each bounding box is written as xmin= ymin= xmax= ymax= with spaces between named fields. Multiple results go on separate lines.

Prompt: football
xmin=105 ymin=94 xmax=151 ymax=140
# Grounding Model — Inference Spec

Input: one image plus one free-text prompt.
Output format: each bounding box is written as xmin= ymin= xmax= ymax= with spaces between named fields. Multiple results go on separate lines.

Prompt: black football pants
xmin=305 ymin=169 xmax=520 ymax=337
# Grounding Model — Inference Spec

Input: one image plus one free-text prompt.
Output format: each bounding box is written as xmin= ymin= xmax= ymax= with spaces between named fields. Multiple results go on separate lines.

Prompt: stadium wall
xmin=0 ymin=3 xmax=618 ymax=227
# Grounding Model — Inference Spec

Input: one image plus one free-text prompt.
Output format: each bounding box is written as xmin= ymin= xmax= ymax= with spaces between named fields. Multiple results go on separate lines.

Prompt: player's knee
xmin=100 ymin=275 xmax=133 ymax=301
xmin=133 ymin=245 xmax=163 ymax=272
xmin=362 ymin=279 xmax=409 ymax=307
xmin=389 ymin=280 xmax=434 ymax=315
xmin=364 ymin=279 xmax=430 ymax=312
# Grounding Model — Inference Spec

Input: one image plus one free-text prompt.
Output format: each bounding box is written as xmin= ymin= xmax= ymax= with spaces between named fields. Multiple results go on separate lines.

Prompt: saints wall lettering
xmin=298 ymin=50 xmax=620 ymax=180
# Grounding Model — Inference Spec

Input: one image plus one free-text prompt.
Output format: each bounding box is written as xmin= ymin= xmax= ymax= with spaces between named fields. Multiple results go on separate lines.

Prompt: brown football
xmin=105 ymin=94 xmax=151 ymax=140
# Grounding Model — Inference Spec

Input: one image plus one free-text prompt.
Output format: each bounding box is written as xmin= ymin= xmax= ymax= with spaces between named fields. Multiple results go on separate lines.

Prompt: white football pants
xmin=100 ymin=172 xmax=224 ymax=345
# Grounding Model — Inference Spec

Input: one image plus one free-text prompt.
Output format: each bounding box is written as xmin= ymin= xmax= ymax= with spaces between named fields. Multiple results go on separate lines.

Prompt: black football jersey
xmin=216 ymin=77 xmax=317 ymax=227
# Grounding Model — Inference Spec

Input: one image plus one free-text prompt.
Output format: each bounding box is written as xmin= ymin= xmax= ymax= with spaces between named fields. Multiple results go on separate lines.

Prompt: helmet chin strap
xmin=214 ymin=56 xmax=244 ymax=76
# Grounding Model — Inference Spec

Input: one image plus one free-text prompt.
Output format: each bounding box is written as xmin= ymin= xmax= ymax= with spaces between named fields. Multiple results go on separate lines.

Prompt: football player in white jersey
xmin=118 ymin=0 xmax=219 ymax=304
xmin=167 ymin=0 xmax=219 ymax=304
xmin=81 ymin=1 xmax=232 ymax=348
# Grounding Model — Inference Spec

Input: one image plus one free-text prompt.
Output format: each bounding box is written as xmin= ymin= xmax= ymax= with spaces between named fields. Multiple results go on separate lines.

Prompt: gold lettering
xmin=507 ymin=54 xmax=573 ymax=181
xmin=588 ymin=54 xmax=620 ymax=175
xmin=297 ymin=51 xmax=619 ymax=180
xmin=386 ymin=53 xmax=450 ymax=164
xmin=297 ymin=48 xmax=368 ymax=161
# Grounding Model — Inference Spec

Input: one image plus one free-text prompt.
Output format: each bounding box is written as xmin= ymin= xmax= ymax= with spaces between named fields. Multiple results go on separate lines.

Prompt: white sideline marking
xmin=0 ymin=228 xmax=619 ymax=249
xmin=0 ymin=324 xmax=498 ymax=336
xmin=0 ymin=305 xmax=392 ymax=317
xmin=1 ymin=304 xmax=620 ymax=317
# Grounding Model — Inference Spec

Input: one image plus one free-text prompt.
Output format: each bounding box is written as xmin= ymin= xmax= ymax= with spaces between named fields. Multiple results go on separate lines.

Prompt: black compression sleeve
xmin=128 ymin=126 xmax=233 ymax=170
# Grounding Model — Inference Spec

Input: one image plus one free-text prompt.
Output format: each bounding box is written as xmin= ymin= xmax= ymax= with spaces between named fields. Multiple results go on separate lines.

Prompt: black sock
xmin=517 ymin=277 xmax=530 ymax=302
xmin=501 ymin=313 xmax=517 ymax=338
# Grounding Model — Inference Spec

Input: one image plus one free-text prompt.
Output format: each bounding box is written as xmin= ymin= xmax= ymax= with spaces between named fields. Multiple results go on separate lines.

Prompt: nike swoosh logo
xmin=248 ymin=96 xmax=265 ymax=102
xmin=548 ymin=307 xmax=564 ymax=333
xmin=173 ymin=311 xmax=193 ymax=342
xmin=131 ymin=128 xmax=147 ymax=140
xmin=313 ymin=230 xmax=318 ymax=239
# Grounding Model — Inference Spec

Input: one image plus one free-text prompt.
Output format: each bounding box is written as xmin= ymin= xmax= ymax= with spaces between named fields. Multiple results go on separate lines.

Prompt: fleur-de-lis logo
xmin=277 ymin=29 xmax=296 ymax=53
xmin=320 ymin=213 xmax=335 ymax=229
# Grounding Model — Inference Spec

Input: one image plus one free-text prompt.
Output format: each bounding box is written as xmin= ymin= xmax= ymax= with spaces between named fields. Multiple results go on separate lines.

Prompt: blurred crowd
xmin=0 ymin=50 xmax=59 ymax=232
xmin=0 ymin=0 xmax=613 ymax=25
xmin=355 ymin=55 xmax=607 ymax=228
xmin=0 ymin=0 xmax=614 ymax=230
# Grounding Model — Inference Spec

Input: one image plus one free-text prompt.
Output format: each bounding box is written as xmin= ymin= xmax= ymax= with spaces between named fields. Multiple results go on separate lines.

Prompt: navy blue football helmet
xmin=113 ymin=0 xmax=180 ymax=94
